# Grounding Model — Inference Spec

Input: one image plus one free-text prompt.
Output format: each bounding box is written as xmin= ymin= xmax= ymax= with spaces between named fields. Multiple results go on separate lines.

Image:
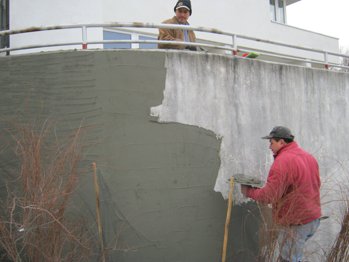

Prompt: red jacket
xmin=247 ymin=142 xmax=321 ymax=225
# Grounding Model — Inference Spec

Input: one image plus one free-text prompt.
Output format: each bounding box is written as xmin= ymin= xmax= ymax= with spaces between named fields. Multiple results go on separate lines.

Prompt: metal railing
xmin=0 ymin=22 xmax=348 ymax=70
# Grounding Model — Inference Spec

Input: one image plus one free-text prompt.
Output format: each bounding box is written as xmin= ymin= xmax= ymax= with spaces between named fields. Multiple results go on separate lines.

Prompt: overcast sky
xmin=287 ymin=0 xmax=349 ymax=50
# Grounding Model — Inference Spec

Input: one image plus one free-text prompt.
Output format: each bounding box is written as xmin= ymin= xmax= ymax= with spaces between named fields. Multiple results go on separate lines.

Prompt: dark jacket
xmin=247 ymin=142 xmax=321 ymax=226
xmin=158 ymin=16 xmax=196 ymax=49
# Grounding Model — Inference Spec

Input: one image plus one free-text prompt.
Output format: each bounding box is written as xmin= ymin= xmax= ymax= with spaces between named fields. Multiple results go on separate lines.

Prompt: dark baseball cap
xmin=262 ymin=126 xmax=295 ymax=140
xmin=174 ymin=0 xmax=192 ymax=15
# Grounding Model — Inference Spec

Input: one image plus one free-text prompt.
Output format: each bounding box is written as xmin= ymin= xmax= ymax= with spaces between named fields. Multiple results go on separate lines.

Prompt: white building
xmin=0 ymin=0 xmax=340 ymax=65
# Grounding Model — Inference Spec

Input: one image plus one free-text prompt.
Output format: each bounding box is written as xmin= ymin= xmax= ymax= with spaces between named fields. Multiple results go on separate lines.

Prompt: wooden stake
xmin=222 ymin=177 xmax=235 ymax=262
xmin=92 ymin=162 xmax=106 ymax=262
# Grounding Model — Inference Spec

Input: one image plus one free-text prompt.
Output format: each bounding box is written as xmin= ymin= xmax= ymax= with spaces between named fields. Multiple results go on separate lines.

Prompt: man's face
xmin=175 ymin=8 xmax=190 ymax=24
xmin=269 ymin=138 xmax=285 ymax=155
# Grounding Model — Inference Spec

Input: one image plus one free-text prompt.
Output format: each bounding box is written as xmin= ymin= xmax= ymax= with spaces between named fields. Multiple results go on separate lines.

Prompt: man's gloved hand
xmin=185 ymin=45 xmax=197 ymax=51
xmin=240 ymin=185 xmax=251 ymax=197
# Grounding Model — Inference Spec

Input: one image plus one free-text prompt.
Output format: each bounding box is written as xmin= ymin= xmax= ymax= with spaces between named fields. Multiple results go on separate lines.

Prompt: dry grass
xmin=0 ymin=122 xmax=93 ymax=261
xmin=256 ymin=190 xmax=349 ymax=262
xmin=255 ymin=199 xmax=321 ymax=261
xmin=256 ymin=204 xmax=279 ymax=262
xmin=326 ymin=187 xmax=349 ymax=262
xmin=256 ymin=209 xmax=302 ymax=262
xmin=326 ymin=208 xmax=349 ymax=261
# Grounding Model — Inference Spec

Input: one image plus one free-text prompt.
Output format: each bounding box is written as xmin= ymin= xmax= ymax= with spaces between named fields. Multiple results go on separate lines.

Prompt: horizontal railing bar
xmin=0 ymin=40 xmax=235 ymax=53
xmin=239 ymin=48 xmax=349 ymax=70
xmin=1 ymin=22 xmax=348 ymax=60
xmin=2 ymin=39 xmax=347 ymax=70
xmin=2 ymin=43 xmax=347 ymax=70
xmin=0 ymin=22 xmax=348 ymax=71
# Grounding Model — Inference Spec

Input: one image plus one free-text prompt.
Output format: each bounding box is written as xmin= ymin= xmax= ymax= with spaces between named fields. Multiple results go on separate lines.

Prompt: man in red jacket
xmin=241 ymin=126 xmax=321 ymax=262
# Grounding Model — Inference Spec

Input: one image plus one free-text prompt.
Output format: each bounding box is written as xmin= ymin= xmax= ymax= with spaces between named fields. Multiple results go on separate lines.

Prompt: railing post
xmin=131 ymin=34 xmax=139 ymax=49
xmin=232 ymin=34 xmax=237 ymax=56
xmin=324 ymin=51 xmax=329 ymax=69
xmin=82 ymin=26 xmax=87 ymax=49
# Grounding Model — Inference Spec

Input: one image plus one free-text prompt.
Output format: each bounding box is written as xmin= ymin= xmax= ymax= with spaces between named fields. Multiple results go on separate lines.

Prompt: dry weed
xmin=0 ymin=122 xmax=93 ymax=261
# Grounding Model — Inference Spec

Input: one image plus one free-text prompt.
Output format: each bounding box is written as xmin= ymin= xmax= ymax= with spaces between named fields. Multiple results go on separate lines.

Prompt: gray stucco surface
xmin=0 ymin=50 xmax=259 ymax=261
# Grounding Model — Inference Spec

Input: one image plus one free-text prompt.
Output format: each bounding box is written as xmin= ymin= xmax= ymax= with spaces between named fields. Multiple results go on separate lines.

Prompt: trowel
xmin=231 ymin=173 xmax=264 ymax=188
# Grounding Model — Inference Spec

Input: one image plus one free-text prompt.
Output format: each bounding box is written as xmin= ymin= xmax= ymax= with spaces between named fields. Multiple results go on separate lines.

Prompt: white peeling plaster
xmin=151 ymin=52 xmax=274 ymax=201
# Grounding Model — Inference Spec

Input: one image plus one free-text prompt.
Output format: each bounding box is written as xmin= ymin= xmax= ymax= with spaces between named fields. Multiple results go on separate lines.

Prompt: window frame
xmin=0 ymin=0 xmax=10 ymax=50
xmin=270 ymin=0 xmax=287 ymax=24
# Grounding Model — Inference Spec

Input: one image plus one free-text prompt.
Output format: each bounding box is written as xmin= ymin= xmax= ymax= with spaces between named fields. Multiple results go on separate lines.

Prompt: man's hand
xmin=185 ymin=45 xmax=197 ymax=51
xmin=240 ymin=185 xmax=250 ymax=197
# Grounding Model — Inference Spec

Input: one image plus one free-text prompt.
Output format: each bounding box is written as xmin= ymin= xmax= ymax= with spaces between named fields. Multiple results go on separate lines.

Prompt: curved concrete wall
xmin=0 ymin=50 xmax=348 ymax=261
xmin=0 ymin=50 xmax=258 ymax=261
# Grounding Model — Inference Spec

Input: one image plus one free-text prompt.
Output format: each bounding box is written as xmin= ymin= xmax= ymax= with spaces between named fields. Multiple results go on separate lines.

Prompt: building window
xmin=103 ymin=31 xmax=131 ymax=49
xmin=0 ymin=0 xmax=9 ymax=50
xmin=270 ymin=0 xmax=286 ymax=23
xmin=103 ymin=30 xmax=157 ymax=50
xmin=139 ymin=35 xmax=157 ymax=49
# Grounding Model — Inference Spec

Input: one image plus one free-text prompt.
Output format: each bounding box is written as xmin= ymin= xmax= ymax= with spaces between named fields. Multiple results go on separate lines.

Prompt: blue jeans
xmin=278 ymin=218 xmax=320 ymax=262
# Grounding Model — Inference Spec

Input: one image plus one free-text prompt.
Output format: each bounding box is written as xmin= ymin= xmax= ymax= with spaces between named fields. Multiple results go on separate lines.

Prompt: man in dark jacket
xmin=158 ymin=0 xmax=196 ymax=50
xmin=241 ymin=126 xmax=321 ymax=262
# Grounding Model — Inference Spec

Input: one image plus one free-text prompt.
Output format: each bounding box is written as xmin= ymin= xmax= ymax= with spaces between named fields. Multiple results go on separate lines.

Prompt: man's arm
xmin=244 ymin=165 xmax=289 ymax=204
xmin=158 ymin=28 xmax=184 ymax=49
